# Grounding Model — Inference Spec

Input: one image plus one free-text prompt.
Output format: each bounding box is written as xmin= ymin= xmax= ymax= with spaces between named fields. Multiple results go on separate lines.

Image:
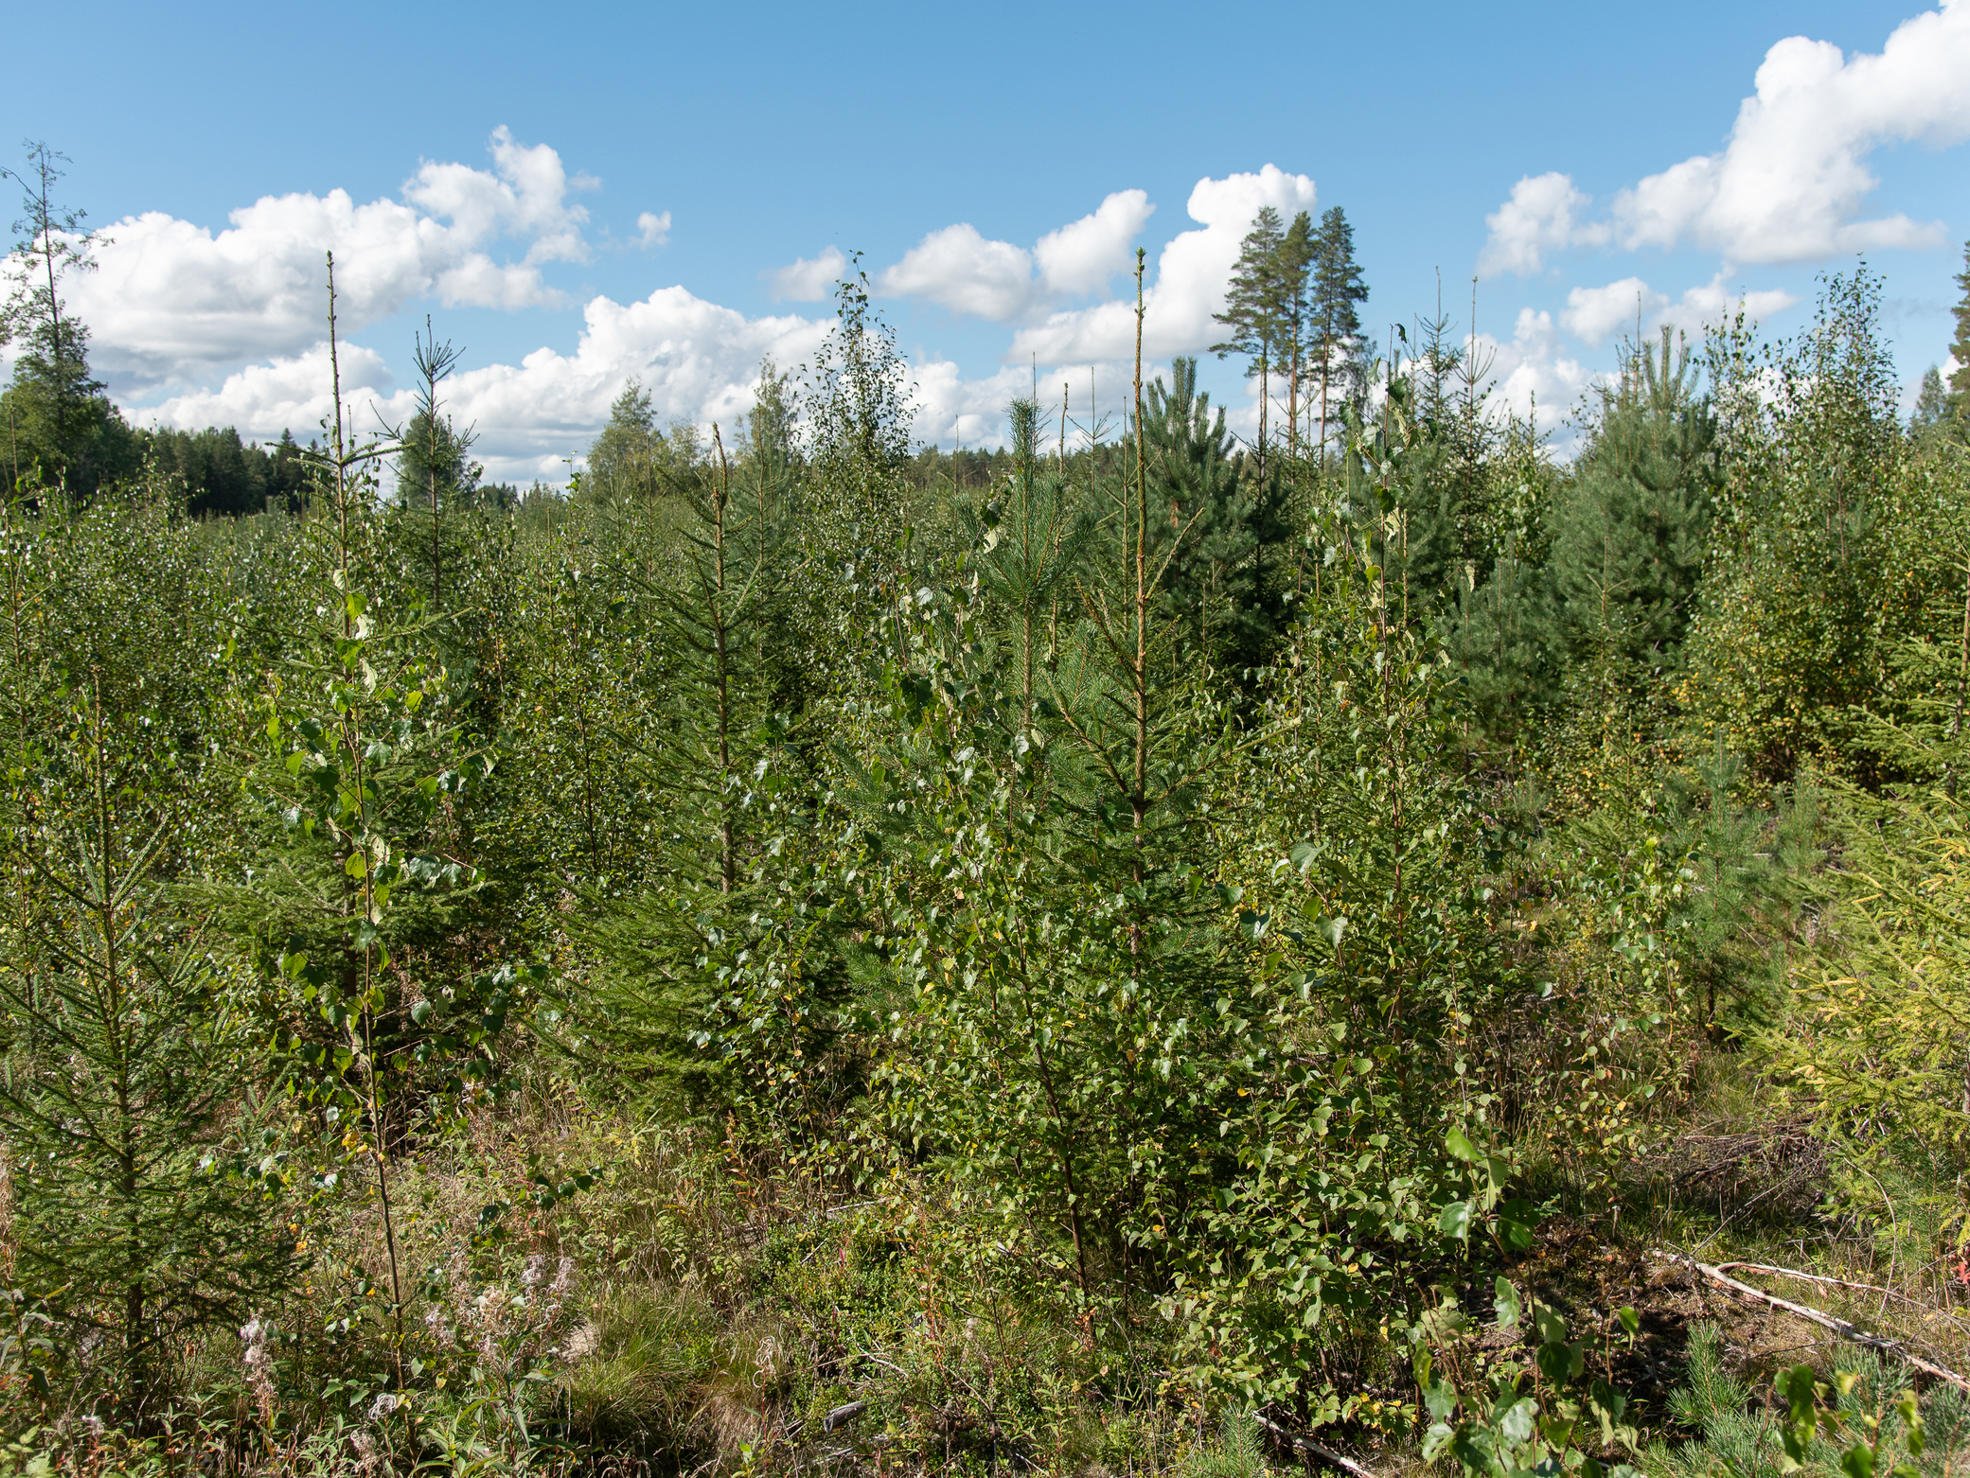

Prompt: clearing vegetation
xmin=2 ymin=143 xmax=1969 ymax=1475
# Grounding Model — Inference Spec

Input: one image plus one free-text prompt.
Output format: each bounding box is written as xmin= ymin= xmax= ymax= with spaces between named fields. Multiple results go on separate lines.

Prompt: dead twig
xmin=1712 ymin=1261 xmax=1956 ymax=1321
xmin=1255 ymin=1412 xmax=1379 ymax=1478
xmin=1714 ymin=1261 xmax=1892 ymax=1298
xmin=1654 ymin=1251 xmax=1970 ymax=1394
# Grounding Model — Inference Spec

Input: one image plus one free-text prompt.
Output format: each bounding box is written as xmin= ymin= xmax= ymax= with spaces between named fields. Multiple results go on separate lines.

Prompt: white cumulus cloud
xmin=1612 ymin=6 xmax=1970 ymax=262
xmin=1034 ymin=189 xmax=1155 ymax=295
xmin=909 ymin=358 xmax=1036 ymax=448
xmin=102 ymin=157 xmax=1307 ymax=477
xmin=143 ymin=341 xmax=395 ymax=444
xmin=635 ymin=210 xmax=671 ymax=248
xmin=768 ymin=246 xmax=847 ymax=302
xmin=69 ymin=127 xmax=595 ymax=393
xmin=1010 ymin=164 xmax=1319 ymax=365
xmin=138 ymin=287 xmax=833 ymax=484
xmin=878 ymin=223 xmax=1036 ymax=320
xmin=1486 ymin=308 xmax=1595 ymax=430
xmin=1562 ymin=274 xmax=1798 ymax=346
xmin=1479 ymin=5 xmax=1970 ymax=274
xmin=1657 ymin=276 xmax=1798 ymax=339
xmin=403 ymin=124 xmax=594 ymax=265
xmin=1561 ymin=277 xmax=1660 ymax=344
xmin=877 ymin=187 xmax=1159 ymax=322
xmin=1478 ymin=172 xmax=1608 ymax=278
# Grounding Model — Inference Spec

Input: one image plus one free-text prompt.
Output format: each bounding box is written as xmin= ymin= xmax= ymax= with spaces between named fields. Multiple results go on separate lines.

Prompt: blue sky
xmin=5 ymin=1 xmax=1966 ymax=480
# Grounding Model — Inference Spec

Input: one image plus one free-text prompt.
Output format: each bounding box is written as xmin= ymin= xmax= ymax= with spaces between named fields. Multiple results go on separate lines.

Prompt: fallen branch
xmin=1715 ymin=1262 xmax=1895 ymax=1299
xmin=1710 ymin=1260 xmax=1960 ymax=1322
xmin=1255 ymin=1412 xmax=1379 ymax=1478
xmin=1654 ymin=1251 xmax=1970 ymax=1394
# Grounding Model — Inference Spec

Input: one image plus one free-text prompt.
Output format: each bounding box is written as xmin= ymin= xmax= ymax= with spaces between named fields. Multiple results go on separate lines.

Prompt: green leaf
xmin=1499 ymin=1396 xmax=1537 ymax=1446
xmin=1445 ymin=1126 xmax=1478 ymax=1163
xmin=1779 ymin=1365 xmax=1821 ymax=1466
xmin=1437 ymin=1200 xmax=1472 ymax=1239
xmin=1421 ymin=1422 xmax=1454 ymax=1462
xmin=1493 ymin=1276 xmax=1521 ymax=1329
xmin=1780 ymin=1364 xmax=1819 ymax=1421
xmin=1422 ymin=1375 xmax=1458 ymax=1423
xmin=1537 ymin=1338 xmax=1585 ymax=1386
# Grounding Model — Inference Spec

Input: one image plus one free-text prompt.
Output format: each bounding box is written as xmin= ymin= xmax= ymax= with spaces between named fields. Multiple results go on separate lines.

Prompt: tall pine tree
xmin=0 ymin=144 xmax=134 ymax=498
xmin=1212 ymin=207 xmax=1288 ymax=472
xmin=1310 ymin=206 xmax=1370 ymax=466
xmin=1932 ymin=237 xmax=1970 ymax=444
xmin=1949 ymin=237 xmax=1970 ymax=414
xmin=1279 ymin=210 xmax=1316 ymax=460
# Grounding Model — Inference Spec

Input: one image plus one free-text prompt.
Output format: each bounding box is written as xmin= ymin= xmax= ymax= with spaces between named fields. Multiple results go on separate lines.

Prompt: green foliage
xmin=1142 ymin=356 xmax=1290 ymax=670
xmin=1763 ymin=722 xmax=1970 ymax=1236
xmin=1412 ymin=1282 xmax=1641 ymax=1478
xmin=1212 ymin=205 xmax=1290 ymax=461
xmin=3 ymin=159 xmax=1968 ymax=1478
xmin=1309 ymin=205 xmax=1371 ymax=458
xmin=580 ymin=434 xmax=813 ymax=1106
xmin=1681 ymin=272 xmax=1915 ymax=781
xmin=1548 ymin=329 xmax=1717 ymax=691
xmin=1910 ymin=367 xmax=1957 ymax=447
xmin=1177 ymin=397 xmax=1526 ymax=1411
xmin=142 ymin=425 xmax=312 ymax=518
xmin=0 ymin=676 xmax=290 ymax=1408
xmin=963 ymin=396 xmax=1096 ymax=728
xmin=476 ymin=506 xmax=659 ymax=905
xmin=577 ymin=381 xmax=697 ymax=508
xmin=1389 ymin=303 xmax=1550 ymax=619
xmin=1180 ymin=1411 xmax=1275 ymax=1477
xmin=1278 ymin=209 xmax=1317 ymax=460
xmin=211 ymin=276 xmax=539 ymax=1403
xmin=392 ymin=321 xmax=482 ymax=611
xmin=743 ymin=355 xmax=798 ymax=501
xmin=1647 ymin=1324 xmax=1968 ymax=1477
xmin=1208 ymin=203 xmax=1371 ymax=470
xmin=0 ymin=144 xmax=140 ymax=501
xmin=1947 ymin=239 xmax=1970 ymax=429
xmin=1446 ymin=551 xmax=1557 ymax=770
xmin=802 ymin=261 xmax=914 ymax=563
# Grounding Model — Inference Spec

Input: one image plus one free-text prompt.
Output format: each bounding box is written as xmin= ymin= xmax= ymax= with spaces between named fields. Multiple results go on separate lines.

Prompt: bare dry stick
xmin=1713 ymin=1261 xmax=1947 ymax=1315
xmin=1712 ymin=1261 xmax=1847 ymax=1288
xmin=1656 ymin=1251 xmax=1970 ymax=1394
xmin=1253 ymin=1413 xmax=1378 ymax=1478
